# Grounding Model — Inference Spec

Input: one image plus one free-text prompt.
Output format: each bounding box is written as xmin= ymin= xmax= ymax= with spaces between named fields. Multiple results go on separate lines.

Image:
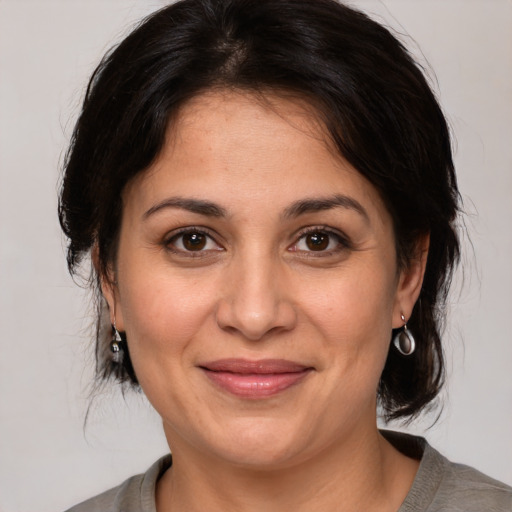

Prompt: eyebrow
xmin=143 ymin=197 xmax=228 ymax=219
xmin=282 ymin=194 xmax=369 ymax=222
xmin=142 ymin=193 xmax=369 ymax=222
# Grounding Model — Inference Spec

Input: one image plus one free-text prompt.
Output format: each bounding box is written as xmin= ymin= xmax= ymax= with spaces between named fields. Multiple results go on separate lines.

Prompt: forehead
xmin=123 ymin=90 xmax=389 ymax=226
xmin=164 ymin=89 xmax=337 ymax=172
xmin=175 ymin=89 xmax=329 ymax=140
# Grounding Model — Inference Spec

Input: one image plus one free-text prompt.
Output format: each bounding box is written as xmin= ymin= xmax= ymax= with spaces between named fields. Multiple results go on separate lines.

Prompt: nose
xmin=215 ymin=257 xmax=297 ymax=341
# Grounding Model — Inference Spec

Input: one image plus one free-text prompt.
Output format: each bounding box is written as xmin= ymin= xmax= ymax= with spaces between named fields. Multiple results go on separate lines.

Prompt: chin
xmin=185 ymin=415 xmax=316 ymax=470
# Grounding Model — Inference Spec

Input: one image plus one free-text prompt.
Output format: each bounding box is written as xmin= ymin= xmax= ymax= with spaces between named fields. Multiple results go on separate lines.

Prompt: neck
xmin=156 ymin=425 xmax=419 ymax=512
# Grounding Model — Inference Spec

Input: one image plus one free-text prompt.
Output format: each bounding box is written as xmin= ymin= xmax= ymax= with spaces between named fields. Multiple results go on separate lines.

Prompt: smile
xmin=199 ymin=359 xmax=313 ymax=399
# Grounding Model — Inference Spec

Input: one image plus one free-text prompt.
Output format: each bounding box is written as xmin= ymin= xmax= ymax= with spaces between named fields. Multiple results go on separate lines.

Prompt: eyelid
xmin=164 ymin=226 xmax=224 ymax=254
xmin=162 ymin=224 xmax=351 ymax=257
xmin=289 ymin=225 xmax=352 ymax=253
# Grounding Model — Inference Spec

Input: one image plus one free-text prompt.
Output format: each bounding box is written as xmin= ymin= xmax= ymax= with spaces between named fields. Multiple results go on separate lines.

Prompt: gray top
xmin=65 ymin=431 xmax=512 ymax=511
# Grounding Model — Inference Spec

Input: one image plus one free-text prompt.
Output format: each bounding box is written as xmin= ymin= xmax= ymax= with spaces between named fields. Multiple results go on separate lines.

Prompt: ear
xmin=392 ymin=233 xmax=429 ymax=328
xmin=92 ymin=244 xmax=124 ymax=330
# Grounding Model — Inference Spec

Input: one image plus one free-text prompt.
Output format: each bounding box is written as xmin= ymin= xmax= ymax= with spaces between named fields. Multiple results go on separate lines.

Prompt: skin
xmin=103 ymin=91 xmax=427 ymax=511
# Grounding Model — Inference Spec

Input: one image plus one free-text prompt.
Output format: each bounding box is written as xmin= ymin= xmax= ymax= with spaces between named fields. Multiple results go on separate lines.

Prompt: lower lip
xmin=202 ymin=369 xmax=312 ymax=398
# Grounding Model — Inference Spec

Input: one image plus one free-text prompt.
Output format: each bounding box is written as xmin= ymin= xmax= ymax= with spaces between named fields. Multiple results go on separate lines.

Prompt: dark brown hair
xmin=59 ymin=0 xmax=460 ymax=420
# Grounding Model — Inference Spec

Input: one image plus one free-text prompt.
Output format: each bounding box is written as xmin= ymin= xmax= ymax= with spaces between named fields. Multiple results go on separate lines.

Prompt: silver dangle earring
xmin=110 ymin=322 xmax=123 ymax=364
xmin=393 ymin=313 xmax=416 ymax=356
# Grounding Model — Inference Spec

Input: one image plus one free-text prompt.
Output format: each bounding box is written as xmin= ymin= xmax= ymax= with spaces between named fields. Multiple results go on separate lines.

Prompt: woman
xmin=59 ymin=0 xmax=512 ymax=510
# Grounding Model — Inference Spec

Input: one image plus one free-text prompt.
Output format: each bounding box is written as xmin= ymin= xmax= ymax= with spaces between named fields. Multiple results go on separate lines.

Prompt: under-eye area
xmin=288 ymin=225 xmax=353 ymax=256
xmin=163 ymin=226 xmax=225 ymax=256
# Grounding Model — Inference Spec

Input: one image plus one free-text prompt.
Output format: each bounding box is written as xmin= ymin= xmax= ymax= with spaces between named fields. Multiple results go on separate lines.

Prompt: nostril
xmin=215 ymin=297 xmax=297 ymax=341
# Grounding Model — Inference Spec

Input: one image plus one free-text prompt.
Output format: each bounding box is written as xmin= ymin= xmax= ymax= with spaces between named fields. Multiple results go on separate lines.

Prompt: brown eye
xmin=166 ymin=229 xmax=223 ymax=255
xmin=291 ymin=228 xmax=349 ymax=255
xmin=305 ymin=232 xmax=329 ymax=251
xmin=182 ymin=232 xmax=207 ymax=251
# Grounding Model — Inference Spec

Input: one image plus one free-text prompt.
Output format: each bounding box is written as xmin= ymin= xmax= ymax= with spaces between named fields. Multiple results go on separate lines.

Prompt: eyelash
xmin=290 ymin=226 xmax=351 ymax=257
xmin=164 ymin=227 xmax=223 ymax=257
xmin=163 ymin=225 xmax=351 ymax=257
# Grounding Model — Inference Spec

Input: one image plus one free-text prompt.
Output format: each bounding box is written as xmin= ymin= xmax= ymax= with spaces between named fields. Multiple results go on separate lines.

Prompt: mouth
xmin=199 ymin=358 xmax=314 ymax=399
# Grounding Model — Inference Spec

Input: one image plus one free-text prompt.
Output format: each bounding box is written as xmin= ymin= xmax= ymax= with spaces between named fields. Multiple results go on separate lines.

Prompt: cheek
xmin=304 ymin=262 xmax=397 ymax=333
xmin=298 ymin=261 xmax=397 ymax=379
xmin=116 ymin=261 xmax=221 ymax=369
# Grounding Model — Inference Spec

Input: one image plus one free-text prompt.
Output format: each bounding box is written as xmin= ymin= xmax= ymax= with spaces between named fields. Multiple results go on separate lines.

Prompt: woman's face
xmin=106 ymin=91 xmax=424 ymax=468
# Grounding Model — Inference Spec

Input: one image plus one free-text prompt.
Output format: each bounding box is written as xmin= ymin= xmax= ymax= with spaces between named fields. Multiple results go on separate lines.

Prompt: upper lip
xmin=199 ymin=358 xmax=311 ymax=374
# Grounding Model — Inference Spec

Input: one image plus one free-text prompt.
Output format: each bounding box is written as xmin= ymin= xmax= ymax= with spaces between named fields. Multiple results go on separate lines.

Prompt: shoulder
xmin=432 ymin=456 xmax=512 ymax=511
xmin=64 ymin=455 xmax=172 ymax=512
xmin=385 ymin=430 xmax=512 ymax=512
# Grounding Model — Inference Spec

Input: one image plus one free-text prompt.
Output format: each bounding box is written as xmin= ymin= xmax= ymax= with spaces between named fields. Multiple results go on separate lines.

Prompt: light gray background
xmin=1 ymin=1 xmax=511 ymax=511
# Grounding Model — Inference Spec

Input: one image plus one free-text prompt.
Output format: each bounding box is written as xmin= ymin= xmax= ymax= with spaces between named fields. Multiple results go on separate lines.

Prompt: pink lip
xmin=199 ymin=359 xmax=313 ymax=399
